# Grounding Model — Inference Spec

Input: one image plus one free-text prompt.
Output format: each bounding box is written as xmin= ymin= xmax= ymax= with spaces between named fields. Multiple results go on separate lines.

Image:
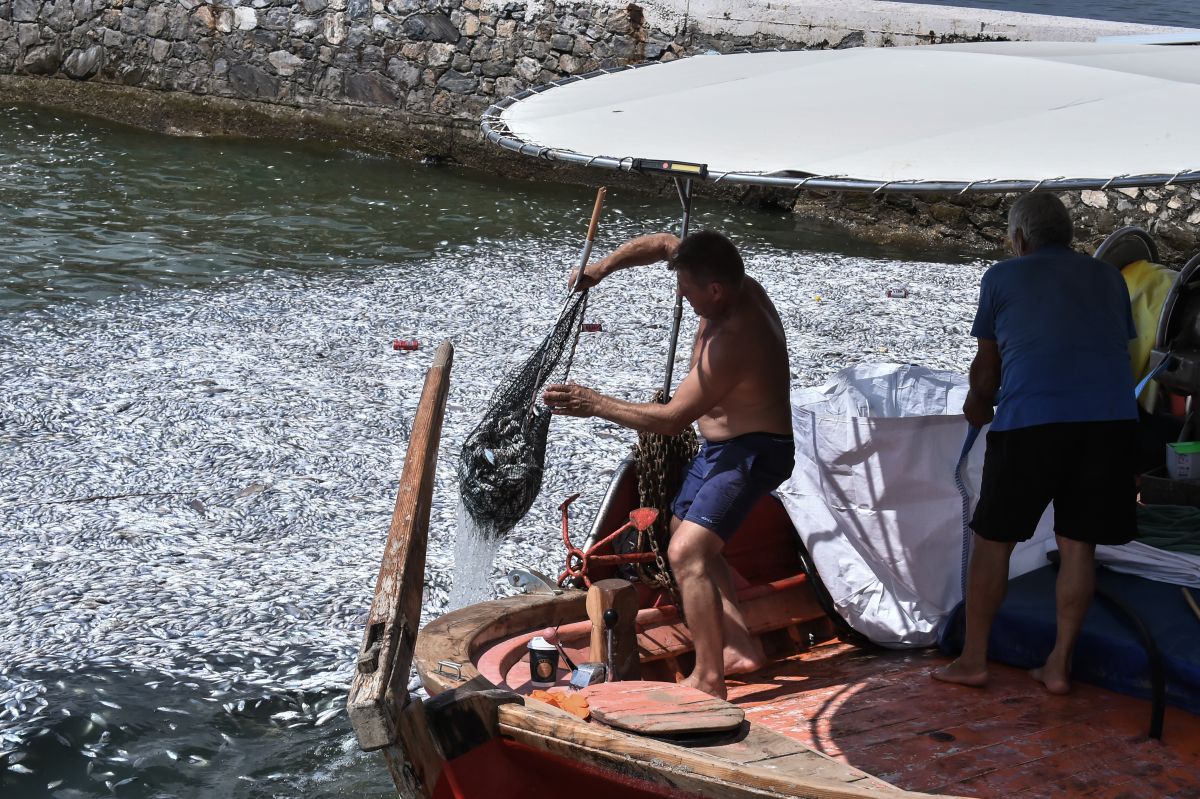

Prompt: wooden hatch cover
xmin=582 ymin=680 xmax=745 ymax=735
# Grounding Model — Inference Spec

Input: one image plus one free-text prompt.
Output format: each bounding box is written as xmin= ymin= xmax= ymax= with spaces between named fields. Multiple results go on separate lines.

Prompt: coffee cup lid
xmin=528 ymin=636 xmax=556 ymax=651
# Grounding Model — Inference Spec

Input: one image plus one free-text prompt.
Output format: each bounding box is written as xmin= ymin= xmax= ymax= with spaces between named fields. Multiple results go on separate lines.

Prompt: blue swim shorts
xmin=671 ymin=432 xmax=796 ymax=541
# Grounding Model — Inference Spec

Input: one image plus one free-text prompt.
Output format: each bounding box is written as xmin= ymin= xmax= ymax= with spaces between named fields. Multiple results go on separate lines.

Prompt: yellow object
xmin=1121 ymin=259 xmax=1177 ymax=413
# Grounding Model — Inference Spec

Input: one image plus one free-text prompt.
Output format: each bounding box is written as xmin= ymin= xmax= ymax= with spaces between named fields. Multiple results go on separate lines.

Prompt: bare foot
xmin=680 ymin=672 xmax=728 ymax=700
xmin=931 ymin=659 xmax=988 ymax=688
xmin=1030 ymin=666 xmax=1071 ymax=695
xmin=724 ymin=644 xmax=768 ymax=677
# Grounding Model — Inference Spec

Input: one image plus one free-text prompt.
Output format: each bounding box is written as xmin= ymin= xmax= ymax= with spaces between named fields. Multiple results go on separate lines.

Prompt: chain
xmin=633 ymin=390 xmax=698 ymax=616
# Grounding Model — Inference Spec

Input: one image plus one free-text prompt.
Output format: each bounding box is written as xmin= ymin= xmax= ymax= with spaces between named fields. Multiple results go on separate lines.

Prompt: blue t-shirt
xmin=970 ymin=245 xmax=1137 ymax=432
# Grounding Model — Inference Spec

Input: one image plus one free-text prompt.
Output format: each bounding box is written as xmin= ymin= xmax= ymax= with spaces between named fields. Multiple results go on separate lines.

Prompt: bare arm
xmin=964 ymin=338 xmax=1001 ymax=427
xmin=572 ymin=233 xmax=679 ymax=290
xmin=543 ymin=329 xmax=739 ymax=435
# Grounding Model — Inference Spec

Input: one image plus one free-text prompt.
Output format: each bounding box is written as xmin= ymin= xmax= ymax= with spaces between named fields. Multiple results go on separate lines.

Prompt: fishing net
xmin=458 ymin=292 xmax=589 ymax=540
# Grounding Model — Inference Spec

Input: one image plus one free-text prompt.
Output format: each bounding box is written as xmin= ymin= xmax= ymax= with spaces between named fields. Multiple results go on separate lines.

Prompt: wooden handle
xmin=586 ymin=578 xmax=641 ymax=681
xmin=586 ymin=187 xmax=607 ymax=242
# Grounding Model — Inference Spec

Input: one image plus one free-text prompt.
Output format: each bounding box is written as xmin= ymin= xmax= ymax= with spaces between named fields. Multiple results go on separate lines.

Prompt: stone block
xmin=16 ymin=21 xmax=38 ymax=46
xmin=228 ymin=62 xmax=279 ymax=99
xmin=513 ymin=54 xmax=539 ymax=81
xmin=345 ymin=72 xmax=398 ymax=103
xmin=480 ymin=58 xmax=510 ymax=77
xmin=361 ymin=43 xmax=384 ymax=69
xmin=268 ymin=48 xmax=303 ymax=75
xmin=216 ymin=8 xmax=233 ymax=33
xmin=12 ymin=0 xmax=37 ymax=23
xmin=345 ymin=22 xmax=368 ymax=47
xmin=495 ymin=75 xmax=520 ymax=96
xmin=549 ymin=32 xmax=572 ymax=52
xmin=302 ymin=0 xmax=328 ymax=12
xmin=323 ymin=12 xmax=346 ymax=44
xmin=451 ymin=51 xmax=470 ymax=70
xmin=426 ymin=41 xmax=454 ymax=66
xmin=192 ymin=6 xmax=214 ymax=31
xmin=45 ymin=0 xmax=72 ymax=32
xmin=316 ymin=65 xmax=342 ymax=96
xmin=461 ymin=12 xmax=478 ymax=36
xmin=291 ymin=16 xmax=319 ymax=36
xmin=572 ymin=35 xmax=591 ymax=56
xmin=234 ymin=7 xmax=257 ymax=31
xmin=22 ymin=43 xmax=61 ymax=74
xmin=347 ymin=0 xmax=368 ymax=19
xmin=1080 ymin=190 xmax=1108 ymax=209
xmin=150 ymin=37 xmax=168 ymax=61
xmin=263 ymin=7 xmax=289 ymax=31
xmin=403 ymin=12 xmax=458 ymax=43
xmin=400 ymin=41 xmax=427 ymax=59
xmin=437 ymin=68 xmax=476 ymax=93
xmin=144 ymin=3 xmax=166 ymax=36
xmin=372 ymin=13 xmax=403 ymax=37
xmin=386 ymin=57 xmax=421 ymax=87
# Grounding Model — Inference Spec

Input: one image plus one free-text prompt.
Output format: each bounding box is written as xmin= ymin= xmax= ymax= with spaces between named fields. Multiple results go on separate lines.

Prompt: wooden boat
xmin=348 ymin=42 xmax=1200 ymax=799
xmin=347 ymin=330 xmax=1200 ymax=799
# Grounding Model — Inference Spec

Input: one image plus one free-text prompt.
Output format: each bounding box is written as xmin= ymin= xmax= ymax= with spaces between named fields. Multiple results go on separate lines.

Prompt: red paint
xmin=432 ymin=737 xmax=695 ymax=799
xmin=582 ymin=322 xmax=603 ymax=332
xmin=393 ymin=339 xmax=420 ymax=351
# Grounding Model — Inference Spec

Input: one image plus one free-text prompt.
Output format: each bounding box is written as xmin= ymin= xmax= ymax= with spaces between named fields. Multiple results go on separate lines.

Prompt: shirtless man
xmin=543 ymin=230 xmax=794 ymax=699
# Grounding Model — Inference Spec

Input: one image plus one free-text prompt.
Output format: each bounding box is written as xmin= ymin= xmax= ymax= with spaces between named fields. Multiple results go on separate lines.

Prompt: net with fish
xmin=458 ymin=291 xmax=589 ymax=539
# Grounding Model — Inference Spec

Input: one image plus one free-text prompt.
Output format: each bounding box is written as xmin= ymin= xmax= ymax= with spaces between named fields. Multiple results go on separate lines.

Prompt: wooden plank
xmin=348 ymin=340 xmax=454 ymax=752
xmin=496 ymin=703 xmax=953 ymax=799
xmin=586 ymin=578 xmax=641 ymax=680
xmin=585 ymin=681 xmax=744 ymax=735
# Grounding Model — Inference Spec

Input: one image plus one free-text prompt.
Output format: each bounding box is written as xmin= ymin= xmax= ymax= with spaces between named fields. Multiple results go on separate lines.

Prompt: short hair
xmin=1007 ymin=193 xmax=1073 ymax=250
xmin=668 ymin=230 xmax=745 ymax=286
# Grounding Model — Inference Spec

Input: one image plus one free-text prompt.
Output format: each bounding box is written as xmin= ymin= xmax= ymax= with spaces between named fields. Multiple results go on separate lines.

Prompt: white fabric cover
xmin=1096 ymin=541 xmax=1200 ymax=589
xmin=500 ymin=41 xmax=1200 ymax=185
xmin=778 ymin=364 xmax=1053 ymax=647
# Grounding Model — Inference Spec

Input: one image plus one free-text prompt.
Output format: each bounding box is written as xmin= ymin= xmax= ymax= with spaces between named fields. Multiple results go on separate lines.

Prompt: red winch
xmin=556 ymin=493 xmax=659 ymax=588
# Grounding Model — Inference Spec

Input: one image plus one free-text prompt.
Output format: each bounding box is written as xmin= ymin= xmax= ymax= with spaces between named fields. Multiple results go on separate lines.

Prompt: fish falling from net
xmin=458 ymin=291 xmax=589 ymax=539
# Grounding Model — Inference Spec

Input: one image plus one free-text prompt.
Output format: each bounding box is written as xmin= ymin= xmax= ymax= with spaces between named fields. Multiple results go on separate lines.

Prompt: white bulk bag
xmin=778 ymin=363 xmax=1053 ymax=647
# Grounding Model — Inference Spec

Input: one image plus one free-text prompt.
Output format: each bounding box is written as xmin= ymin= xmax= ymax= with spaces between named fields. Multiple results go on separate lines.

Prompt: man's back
xmin=972 ymin=245 xmax=1136 ymax=431
xmin=694 ymin=278 xmax=792 ymax=440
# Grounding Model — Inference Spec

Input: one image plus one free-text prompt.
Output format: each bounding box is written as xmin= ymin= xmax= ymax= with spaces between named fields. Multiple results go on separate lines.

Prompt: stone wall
xmin=0 ymin=0 xmax=1195 ymax=261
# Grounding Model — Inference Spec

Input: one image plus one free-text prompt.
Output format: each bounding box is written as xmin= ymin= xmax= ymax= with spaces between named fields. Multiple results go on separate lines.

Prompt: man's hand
xmin=543 ymin=383 xmax=602 ymax=417
xmin=963 ymin=390 xmax=994 ymax=427
xmin=569 ymin=262 xmax=603 ymax=292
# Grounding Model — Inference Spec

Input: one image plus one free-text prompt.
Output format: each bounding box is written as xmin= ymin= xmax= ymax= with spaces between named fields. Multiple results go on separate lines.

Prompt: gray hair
xmin=1007 ymin=193 xmax=1073 ymax=250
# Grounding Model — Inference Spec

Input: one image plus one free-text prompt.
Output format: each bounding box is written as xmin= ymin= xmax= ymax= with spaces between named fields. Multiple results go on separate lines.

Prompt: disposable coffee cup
xmin=528 ymin=636 xmax=560 ymax=687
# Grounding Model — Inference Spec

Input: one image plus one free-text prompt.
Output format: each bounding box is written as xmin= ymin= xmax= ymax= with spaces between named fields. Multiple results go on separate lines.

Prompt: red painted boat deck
xmin=726 ymin=642 xmax=1200 ymax=798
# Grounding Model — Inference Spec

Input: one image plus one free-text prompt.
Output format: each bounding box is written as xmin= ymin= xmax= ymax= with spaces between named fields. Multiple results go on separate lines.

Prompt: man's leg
xmin=933 ymin=535 xmax=1015 ymax=687
xmin=712 ymin=556 xmax=767 ymax=675
xmin=1031 ymin=536 xmax=1095 ymax=695
xmin=667 ymin=519 xmax=730 ymax=699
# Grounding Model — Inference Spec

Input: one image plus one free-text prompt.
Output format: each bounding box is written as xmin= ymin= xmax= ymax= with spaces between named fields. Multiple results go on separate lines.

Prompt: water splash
xmin=447 ymin=501 xmax=503 ymax=610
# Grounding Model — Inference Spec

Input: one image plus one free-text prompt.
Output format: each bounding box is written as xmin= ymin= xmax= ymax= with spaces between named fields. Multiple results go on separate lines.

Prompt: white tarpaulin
xmin=496 ymin=41 xmax=1200 ymax=186
xmin=778 ymin=364 xmax=1053 ymax=647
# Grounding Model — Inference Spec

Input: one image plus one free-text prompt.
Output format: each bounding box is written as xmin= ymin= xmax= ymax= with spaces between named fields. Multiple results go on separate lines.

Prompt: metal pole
xmin=661 ymin=177 xmax=692 ymax=399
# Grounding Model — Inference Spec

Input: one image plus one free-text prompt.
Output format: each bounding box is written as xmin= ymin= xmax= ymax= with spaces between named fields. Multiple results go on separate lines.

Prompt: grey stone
xmin=116 ymin=63 xmax=144 ymax=84
xmin=451 ymin=51 xmax=470 ymax=71
xmin=495 ymin=75 xmax=520 ymax=96
xmin=192 ymin=6 xmax=214 ymax=31
xmin=531 ymin=41 xmax=549 ymax=59
xmin=268 ymin=49 xmax=303 ymax=75
xmin=347 ymin=0 xmax=368 ymax=19
xmin=144 ymin=3 xmax=166 ymax=36
xmin=345 ymin=22 xmax=368 ymax=48
xmin=16 ymin=21 xmax=38 ymax=46
xmin=549 ymin=32 xmax=573 ymax=52
xmin=63 ymin=42 xmax=103 ymax=78
xmin=22 ymin=43 xmax=61 ymax=74
xmin=228 ymin=63 xmax=279 ymax=100
xmin=234 ymin=6 xmax=256 ymax=30
xmin=150 ymin=37 xmax=169 ymax=61
xmin=323 ymin=12 xmax=346 ymax=44
xmin=437 ymin=68 xmax=477 ymax=93
xmin=166 ymin=6 xmax=189 ymax=39
xmin=386 ymin=57 xmax=421 ymax=88
xmin=291 ymin=16 xmax=319 ymax=36
xmin=12 ymin=0 xmax=38 ymax=23
xmin=371 ymin=13 xmax=401 ymax=37
xmin=215 ymin=8 xmax=233 ymax=33
xmin=344 ymin=72 xmax=398 ymax=103
xmin=46 ymin=0 xmax=72 ymax=31
xmin=645 ymin=42 xmax=665 ymax=59
xmin=316 ymin=65 xmax=342 ymax=96
xmin=361 ymin=43 xmax=384 ymax=69
xmin=302 ymin=0 xmax=327 ymax=12
xmin=480 ymin=59 xmax=510 ymax=78
xmin=263 ymin=7 xmax=289 ymax=30
xmin=572 ymin=36 xmax=592 ymax=56
xmin=403 ymin=12 xmax=458 ymax=43
xmin=253 ymin=30 xmax=279 ymax=49
xmin=212 ymin=57 xmax=227 ymax=77
xmin=426 ymin=41 xmax=453 ymax=66
xmin=513 ymin=55 xmax=539 ymax=82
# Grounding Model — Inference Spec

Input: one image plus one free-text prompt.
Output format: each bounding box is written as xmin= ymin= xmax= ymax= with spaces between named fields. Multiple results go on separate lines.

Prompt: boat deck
xmin=727 ymin=641 xmax=1200 ymax=799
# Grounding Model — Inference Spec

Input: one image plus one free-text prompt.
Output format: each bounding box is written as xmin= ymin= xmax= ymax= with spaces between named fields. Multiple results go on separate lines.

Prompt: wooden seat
xmin=583 ymin=680 xmax=745 ymax=735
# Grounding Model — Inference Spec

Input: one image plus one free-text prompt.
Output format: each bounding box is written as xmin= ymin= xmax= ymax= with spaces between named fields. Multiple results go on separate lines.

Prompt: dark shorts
xmin=970 ymin=420 xmax=1138 ymax=545
xmin=672 ymin=432 xmax=796 ymax=541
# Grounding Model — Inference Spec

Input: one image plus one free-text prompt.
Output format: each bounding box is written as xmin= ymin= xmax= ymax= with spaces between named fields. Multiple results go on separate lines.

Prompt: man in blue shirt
xmin=934 ymin=193 xmax=1138 ymax=695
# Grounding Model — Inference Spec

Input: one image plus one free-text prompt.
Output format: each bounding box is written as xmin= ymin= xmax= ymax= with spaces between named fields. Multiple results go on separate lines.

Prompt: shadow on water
xmin=0 ymin=667 xmax=392 ymax=799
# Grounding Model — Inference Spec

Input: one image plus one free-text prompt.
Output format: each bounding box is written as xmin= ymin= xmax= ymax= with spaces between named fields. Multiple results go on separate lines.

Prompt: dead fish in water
xmin=505 ymin=567 xmax=557 ymax=595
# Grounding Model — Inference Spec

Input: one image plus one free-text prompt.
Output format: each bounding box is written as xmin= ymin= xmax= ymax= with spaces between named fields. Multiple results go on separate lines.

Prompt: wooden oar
xmin=561 ymin=187 xmax=606 ymax=381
